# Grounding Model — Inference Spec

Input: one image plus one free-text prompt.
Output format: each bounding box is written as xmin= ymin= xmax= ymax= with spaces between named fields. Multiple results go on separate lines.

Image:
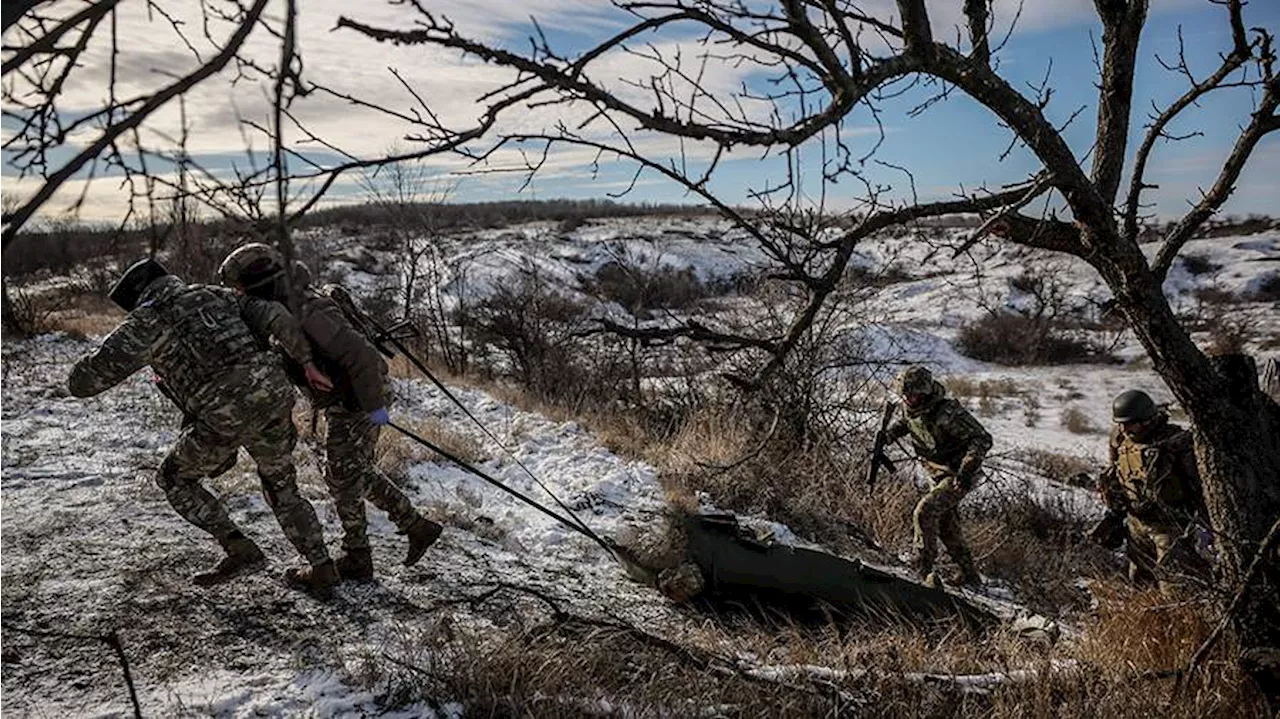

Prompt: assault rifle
xmin=866 ymin=400 xmax=899 ymax=489
xmin=1082 ymin=467 xmax=1127 ymax=549
xmin=326 ymin=285 xmax=418 ymax=359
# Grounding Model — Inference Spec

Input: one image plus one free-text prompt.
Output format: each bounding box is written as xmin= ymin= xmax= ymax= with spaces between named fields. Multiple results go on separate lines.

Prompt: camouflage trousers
xmin=913 ymin=474 xmax=976 ymax=575
xmin=157 ymin=397 xmax=330 ymax=566
xmin=324 ymin=405 xmax=421 ymax=552
xmin=1125 ymin=516 xmax=1212 ymax=594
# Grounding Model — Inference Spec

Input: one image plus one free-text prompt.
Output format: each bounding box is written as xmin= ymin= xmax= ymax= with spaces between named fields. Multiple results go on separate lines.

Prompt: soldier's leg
xmin=328 ymin=407 xmax=419 ymax=530
xmin=324 ymin=407 xmax=373 ymax=553
xmin=156 ymin=425 xmax=242 ymax=542
xmin=1151 ymin=526 xmax=1212 ymax=595
xmin=936 ymin=487 xmax=977 ymax=579
xmin=913 ymin=483 xmax=948 ymax=576
xmin=242 ymin=412 xmax=331 ymax=568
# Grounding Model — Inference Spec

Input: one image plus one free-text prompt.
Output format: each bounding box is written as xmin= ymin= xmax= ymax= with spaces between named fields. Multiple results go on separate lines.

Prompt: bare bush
xmin=1248 ymin=272 xmax=1280 ymax=302
xmin=580 ymin=257 xmax=710 ymax=318
xmin=1181 ymin=254 xmax=1222 ymax=277
xmin=958 ymin=312 xmax=1108 ymax=365
xmin=1060 ymin=407 xmax=1100 ymax=435
xmin=470 ymin=261 xmax=596 ymax=401
xmin=1017 ymin=448 xmax=1098 ymax=486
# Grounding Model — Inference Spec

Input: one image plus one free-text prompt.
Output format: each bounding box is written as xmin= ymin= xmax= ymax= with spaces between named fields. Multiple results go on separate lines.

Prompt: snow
xmin=5 ymin=218 xmax=1277 ymax=713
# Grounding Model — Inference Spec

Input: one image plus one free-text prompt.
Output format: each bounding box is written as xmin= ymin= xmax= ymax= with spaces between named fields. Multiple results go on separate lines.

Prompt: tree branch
xmin=964 ymin=0 xmax=991 ymax=65
xmin=1090 ymin=0 xmax=1149 ymax=205
xmin=1123 ymin=1 xmax=1254 ymax=243
xmin=2 ymin=0 xmax=271 ymax=249
xmin=1152 ymin=73 xmax=1279 ymax=282
xmin=334 ymin=12 xmax=923 ymax=150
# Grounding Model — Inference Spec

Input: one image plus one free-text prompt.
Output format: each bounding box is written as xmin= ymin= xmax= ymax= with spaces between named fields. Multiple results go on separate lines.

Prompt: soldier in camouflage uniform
xmin=1099 ymin=389 xmax=1211 ymax=593
xmin=67 ymin=258 xmax=339 ymax=597
xmin=886 ymin=366 xmax=992 ymax=587
xmin=220 ymin=244 xmax=442 ymax=583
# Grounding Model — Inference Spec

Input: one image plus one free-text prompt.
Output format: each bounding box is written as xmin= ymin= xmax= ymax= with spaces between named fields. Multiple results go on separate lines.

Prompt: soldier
xmin=67 ymin=258 xmax=339 ymax=597
xmin=219 ymin=244 xmax=443 ymax=583
xmin=886 ymin=366 xmax=992 ymax=587
xmin=1098 ymin=389 xmax=1211 ymax=593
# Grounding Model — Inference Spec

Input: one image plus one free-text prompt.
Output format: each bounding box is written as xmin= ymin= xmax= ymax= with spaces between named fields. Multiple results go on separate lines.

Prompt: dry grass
xmin=349 ymin=576 xmax=1263 ymax=717
xmin=376 ymin=415 xmax=486 ymax=477
xmin=1017 ymin=448 xmax=1098 ymax=485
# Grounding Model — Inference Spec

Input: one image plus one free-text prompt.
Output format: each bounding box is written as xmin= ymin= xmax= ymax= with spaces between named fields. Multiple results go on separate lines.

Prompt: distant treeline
xmin=4 ymin=197 xmax=1275 ymax=278
xmin=299 ymin=197 xmax=715 ymax=232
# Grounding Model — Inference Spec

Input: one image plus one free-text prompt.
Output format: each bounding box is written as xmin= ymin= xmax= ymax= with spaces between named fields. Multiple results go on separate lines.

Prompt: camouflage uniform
xmin=888 ymin=367 xmax=992 ymax=582
xmin=1101 ymin=417 xmax=1210 ymax=590
xmin=238 ymin=278 xmax=435 ymax=558
xmin=68 ymin=275 xmax=331 ymax=568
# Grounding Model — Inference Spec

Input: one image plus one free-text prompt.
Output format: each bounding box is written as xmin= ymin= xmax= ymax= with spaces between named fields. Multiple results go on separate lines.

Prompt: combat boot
xmin=404 ymin=517 xmax=443 ymax=567
xmin=284 ymin=561 xmax=340 ymax=600
xmin=335 ymin=549 xmax=375 ymax=583
xmin=193 ymin=534 xmax=266 ymax=586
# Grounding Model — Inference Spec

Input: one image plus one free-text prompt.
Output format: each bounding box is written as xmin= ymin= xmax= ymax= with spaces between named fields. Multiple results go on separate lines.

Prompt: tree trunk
xmin=1 ymin=274 xmax=26 ymax=339
xmin=1109 ymin=261 xmax=1280 ymax=706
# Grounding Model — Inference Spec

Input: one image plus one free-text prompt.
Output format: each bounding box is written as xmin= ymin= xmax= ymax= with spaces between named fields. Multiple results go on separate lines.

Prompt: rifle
xmin=1087 ymin=508 xmax=1127 ymax=549
xmin=866 ymin=400 xmax=899 ymax=489
xmin=1085 ymin=467 xmax=1128 ymax=549
xmin=326 ymin=285 xmax=417 ymax=359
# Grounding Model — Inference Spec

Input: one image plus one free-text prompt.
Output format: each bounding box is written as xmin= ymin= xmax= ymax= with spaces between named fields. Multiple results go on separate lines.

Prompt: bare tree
xmin=331 ymin=0 xmax=1280 ymax=700
xmin=1 ymin=191 xmax=23 ymax=337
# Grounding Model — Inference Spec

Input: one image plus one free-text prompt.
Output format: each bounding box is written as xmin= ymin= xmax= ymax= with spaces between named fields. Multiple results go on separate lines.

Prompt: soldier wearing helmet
xmin=68 ymin=257 xmax=337 ymax=597
xmin=886 ymin=365 xmax=992 ymax=587
xmin=1099 ymin=389 xmax=1210 ymax=592
xmin=220 ymin=243 xmax=443 ymax=585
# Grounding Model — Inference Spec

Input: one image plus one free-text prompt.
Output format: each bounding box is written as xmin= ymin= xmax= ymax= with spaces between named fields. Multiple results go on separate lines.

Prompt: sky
xmin=2 ymin=0 xmax=1278 ymax=226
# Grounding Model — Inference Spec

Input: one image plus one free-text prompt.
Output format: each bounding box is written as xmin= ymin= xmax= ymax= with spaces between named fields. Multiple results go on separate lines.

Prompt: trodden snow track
xmin=1 ymin=334 xmax=682 ymax=716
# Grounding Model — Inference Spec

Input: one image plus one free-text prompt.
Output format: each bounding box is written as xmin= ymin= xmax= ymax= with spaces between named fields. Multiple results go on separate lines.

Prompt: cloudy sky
xmin=2 ymin=0 xmax=1277 ymax=225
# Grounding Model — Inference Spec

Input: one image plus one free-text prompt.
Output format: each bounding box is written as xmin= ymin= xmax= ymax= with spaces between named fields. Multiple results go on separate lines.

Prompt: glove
xmin=369 ymin=407 xmax=391 ymax=426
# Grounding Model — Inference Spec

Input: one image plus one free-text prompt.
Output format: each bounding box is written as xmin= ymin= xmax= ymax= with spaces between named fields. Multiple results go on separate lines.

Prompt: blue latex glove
xmin=369 ymin=407 xmax=391 ymax=426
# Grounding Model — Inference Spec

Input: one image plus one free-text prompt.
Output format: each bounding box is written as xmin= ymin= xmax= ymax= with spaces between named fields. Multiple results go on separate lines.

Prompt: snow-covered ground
xmin=1 ymin=335 xmax=682 ymax=716
xmin=4 ymin=217 xmax=1277 ymax=715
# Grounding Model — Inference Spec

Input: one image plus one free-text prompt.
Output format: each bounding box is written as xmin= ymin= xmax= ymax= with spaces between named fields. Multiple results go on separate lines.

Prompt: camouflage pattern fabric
xmin=1124 ymin=515 xmax=1211 ymax=592
xmin=912 ymin=475 xmax=976 ymax=576
xmin=325 ymin=405 xmax=420 ymax=551
xmin=888 ymin=376 xmax=991 ymax=576
xmin=1103 ymin=415 xmax=1210 ymax=592
xmin=69 ymin=275 xmax=330 ymax=566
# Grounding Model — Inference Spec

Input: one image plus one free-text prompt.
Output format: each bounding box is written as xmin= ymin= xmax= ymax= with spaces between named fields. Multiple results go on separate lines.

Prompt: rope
xmin=386 ymin=420 xmax=615 ymax=556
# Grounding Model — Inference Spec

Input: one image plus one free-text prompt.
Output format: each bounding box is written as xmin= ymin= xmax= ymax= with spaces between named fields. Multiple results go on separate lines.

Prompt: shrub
xmin=1250 ymin=272 xmax=1280 ymax=302
xmin=957 ymin=312 xmax=1108 ymax=365
xmin=1180 ymin=253 xmax=1220 ymax=276
xmin=581 ymin=259 xmax=711 ymax=317
xmin=1060 ymin=406 xmax=1099 ymax=435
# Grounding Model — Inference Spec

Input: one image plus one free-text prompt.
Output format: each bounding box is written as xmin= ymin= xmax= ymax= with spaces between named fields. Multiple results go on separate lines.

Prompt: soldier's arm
xmin=304 ymin=301 xmax=387 ymax=411
xmin=238 ymin=295 xmax=314 ymax=366
xmin=67 ymin=311 xmax=157 ymax=397
xmin=951 ymin=404 xmax=993 ymax=478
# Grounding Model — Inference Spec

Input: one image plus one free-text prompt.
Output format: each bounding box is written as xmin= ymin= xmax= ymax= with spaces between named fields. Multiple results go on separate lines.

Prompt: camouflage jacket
xmin=240 ymin=286 xmax=388 ymax=412
xmin=68 ymin=276 xmax=294 ymax=431
xmin=888 ymin=383 xmax=993 ymax=481
xmin=1102 ymin=417 xmax=1203 ymax=525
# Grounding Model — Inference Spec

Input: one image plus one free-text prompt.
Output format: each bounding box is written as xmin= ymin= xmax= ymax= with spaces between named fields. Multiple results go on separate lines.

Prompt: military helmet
xmin=1112 ymin=389 xmax=1157 ymax=423
xmin=109 ymin=257 xmax=169 ymax=311
xmin=893 ymin=365 xmax=934 ymax=397
xmin=219 ymin=242 xmax=284 ymax=289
